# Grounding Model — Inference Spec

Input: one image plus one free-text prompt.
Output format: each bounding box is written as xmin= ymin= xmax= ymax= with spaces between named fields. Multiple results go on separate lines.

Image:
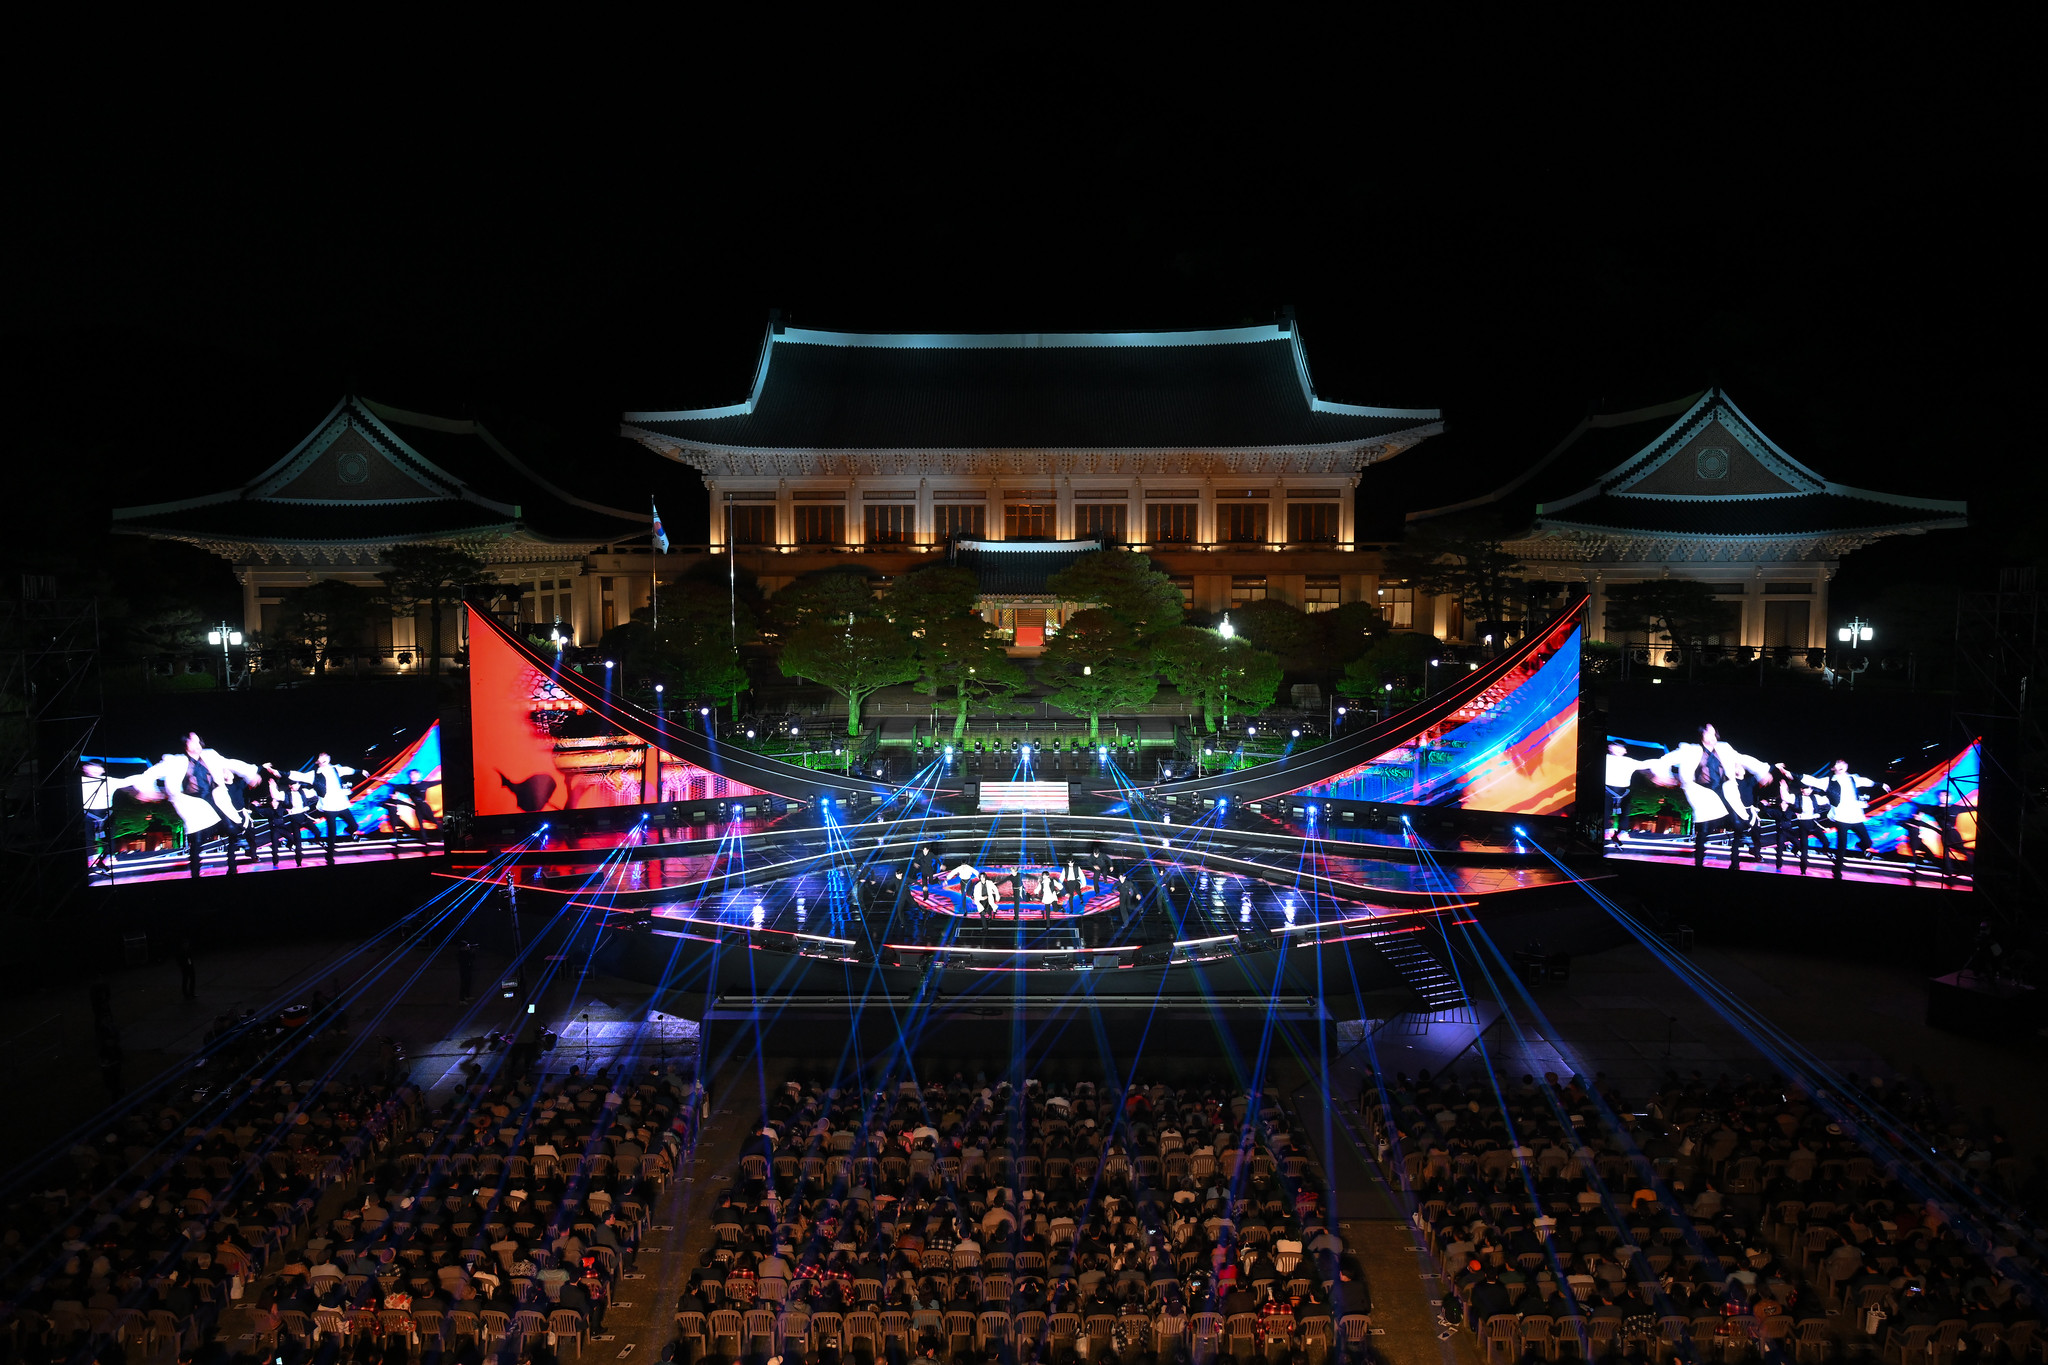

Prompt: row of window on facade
xmin=721 ymin=501 xmax=1342 ymax=546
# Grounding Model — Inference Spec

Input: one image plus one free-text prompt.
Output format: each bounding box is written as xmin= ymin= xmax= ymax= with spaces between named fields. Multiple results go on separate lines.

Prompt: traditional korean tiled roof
xmin=112 ymin=396 xmax=652 ymax=548
xmin=953 ymin=539 xmax=1103 ymax=595
xmin=625 ymin=320 xmax=1440 ymax=452
xmin=1411 ymin=388 xmax=1965 ymax=543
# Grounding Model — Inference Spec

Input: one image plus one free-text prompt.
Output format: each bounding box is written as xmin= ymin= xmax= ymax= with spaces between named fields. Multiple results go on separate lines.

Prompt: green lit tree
xmin=273 ymin=578 xmax=379 ymax=676
xmin=925 ymin=617 xmax=1030 ymax=738
xmin=1039 ymin=609 xmax=1160 ymax=740
xmin=603 ymin=591 xmax=759 ymax=717
xmin=1045 ymin=549 xmax=1184 ymax=637
xmin=1385 ymin=514 xmax=1529 ymax=649
xmin=779 ymin=616 xmax=920 ymax=737
xmin=882 ymin=565 xmax=984 ymax=692
xmin=379 ymin=543 xmax=498 ymax=676
xmin=1335 ymin=631 xmax=1439 ymax=703
xmin=767 ymin=567 xmax=882 ymax=636
xmin=1224 ymin=599 xmax=1315 ymax=665
xmin=1604 ymin=579 xmax=1739 ymax=652
xmin=1150 ymin=626 xmax=1284 ymax=732
xmin=1311 ymin=600 xmax=1382 ymax=666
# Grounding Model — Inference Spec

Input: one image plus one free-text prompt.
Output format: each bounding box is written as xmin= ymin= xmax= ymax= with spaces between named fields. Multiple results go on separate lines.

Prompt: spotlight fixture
xmin=604 ymin=660 xmax=615 ymax=670
xmin=655 ymin=683 xmax=664 ymax=693
xmin=1307 ymin=804 xmax=1318 ymax=816
xmin=1291 ymin=729 xmax=1300 ymax=737
xmin=700 ymin=707 xmax=710 ymax=716
xmin=1247 ymin=726 xmax=1256 ymax=736
xmin=1098 ymin=746 xmax=1108 ymax=758
xmin=1336 ymin=706 xmax=1347 ymax=716
xmin=746 ymin=729 xmax=756 ymax=738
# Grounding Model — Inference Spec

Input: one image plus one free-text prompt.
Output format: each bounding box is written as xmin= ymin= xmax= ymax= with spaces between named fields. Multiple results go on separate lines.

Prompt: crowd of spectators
xmin=673 ymin=1069 xmax=1373 ymax=1365
xmin=0 ymin=1056 xmax=697 ymax=1365
xmin=0 ymin=1076 xmax=412 ymax=1361
xmin=1365 ymin=1065 xmax=2045 ymax=1361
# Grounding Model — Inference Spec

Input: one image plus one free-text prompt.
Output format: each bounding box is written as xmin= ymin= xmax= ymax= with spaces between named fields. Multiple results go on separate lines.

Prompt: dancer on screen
xmin=1646 ymin=723 xmax=1772 ymax=870
xmin=113 ymin=732 xmax=264 ymax=878
xmin=290 ymin=751 xmax=361 ymax=859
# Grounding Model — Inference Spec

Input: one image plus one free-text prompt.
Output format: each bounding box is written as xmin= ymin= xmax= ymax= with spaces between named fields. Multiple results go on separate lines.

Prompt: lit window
xmin=1287 ymin=504 xmax=1338 ymax=543
xmin=1303 ymin=575 xmax=1340 ymax=613
xmin=1230 ymin=576 xmax=1267 ymax=607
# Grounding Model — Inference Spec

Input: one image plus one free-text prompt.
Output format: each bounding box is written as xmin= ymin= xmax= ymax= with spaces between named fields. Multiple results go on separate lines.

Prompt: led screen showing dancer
xmin=1288 ymin=617 xmax=1581 ymax=815
xmin=468 ymin=606 xmax=764 ymax=817
xmin=1600 ymin=723 xmax=1976 ymax=888
xmin=84 ymin=720 xmax=443 ymax=884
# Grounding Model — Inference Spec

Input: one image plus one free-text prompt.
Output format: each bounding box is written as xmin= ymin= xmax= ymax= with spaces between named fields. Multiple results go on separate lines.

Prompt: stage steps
xmin=1372 ymin=931 xmax=1469 ymax=1015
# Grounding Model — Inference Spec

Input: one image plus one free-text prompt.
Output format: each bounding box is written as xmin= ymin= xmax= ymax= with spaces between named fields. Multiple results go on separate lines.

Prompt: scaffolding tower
xmin=1954 ymin=566 xmax=2044 ymax=925
xmin=1 ymin=575 xmax=102 ymax=916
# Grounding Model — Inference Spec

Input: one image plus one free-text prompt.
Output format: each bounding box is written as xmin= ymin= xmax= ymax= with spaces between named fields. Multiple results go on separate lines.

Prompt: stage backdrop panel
xmin=1289 ymin=622 xmax=1581 ymax=814
xmin=469 ymin=609 xmax=764 ymax=816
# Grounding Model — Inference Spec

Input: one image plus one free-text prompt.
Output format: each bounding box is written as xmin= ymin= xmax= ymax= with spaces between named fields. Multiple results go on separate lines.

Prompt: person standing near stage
xmin=1603 ymin=743 xmax=1653 ymax=845
xmin=81 ymin=761 xmax=115 ymax=873
xmin=1059 ymin=851 xmax=1088 ymax=910
xmin=1803 ymin=759 xmax=1883 ymax=876
xmin=290 ymin=752 xmax=361 ymax=858
xmin=1646 ymin=723 xmax=1772 ymax=870
xmin=176 ymin=937 xmax=197 ymax=1000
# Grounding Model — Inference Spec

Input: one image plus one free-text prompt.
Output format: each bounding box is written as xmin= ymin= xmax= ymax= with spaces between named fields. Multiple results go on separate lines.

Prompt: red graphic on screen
xmin=468 ymin=606 xmax=764 ymax=816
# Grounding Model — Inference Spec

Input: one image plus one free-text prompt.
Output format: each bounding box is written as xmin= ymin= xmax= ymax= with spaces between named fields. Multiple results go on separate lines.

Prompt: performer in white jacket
xmin=1646 ymin=723 xmax=1773 ymax=869
xmin=1803 ymin=759 xmax=1883 ymax=876
xmin=289 ymin=752 xmax=361 ymax=857
xmin=114 ymin=732 xmax=263 ymax=878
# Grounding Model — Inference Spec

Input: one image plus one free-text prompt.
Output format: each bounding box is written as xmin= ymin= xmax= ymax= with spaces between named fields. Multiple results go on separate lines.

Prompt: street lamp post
xmin=206 ymin=622 xmax=243 ymax=688
xmin=1836 ymin=618 xmax=1875 ymax=689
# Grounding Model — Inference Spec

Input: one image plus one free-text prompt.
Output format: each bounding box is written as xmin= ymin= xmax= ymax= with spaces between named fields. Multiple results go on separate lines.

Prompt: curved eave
xmin=622 ymin=422 xmax=1444 ymax=463
xmin=1530 ymin=515 xmax=1970 ymax=541
xmin=110 ymin=521 xmax=528 ymax=548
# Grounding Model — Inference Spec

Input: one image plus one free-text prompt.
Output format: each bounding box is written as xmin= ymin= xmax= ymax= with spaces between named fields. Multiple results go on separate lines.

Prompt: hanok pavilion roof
xmin=953 ymin=540 xmax=1103 ymax=595
xmin=624 ymin=320 xmax=1440 ymax=453
xmin=113 ymin=396 xmax=651 ymax=550
xmin=1413 ymin=388 xmax=1966 ymax=543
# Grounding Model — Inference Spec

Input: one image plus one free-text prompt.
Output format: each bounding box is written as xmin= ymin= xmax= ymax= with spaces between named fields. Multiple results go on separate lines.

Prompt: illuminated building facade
xmin=1409 ymin=389 xmax=1967 ymax=649
xmin=621 ymin=319 xmax=1442 ymax=642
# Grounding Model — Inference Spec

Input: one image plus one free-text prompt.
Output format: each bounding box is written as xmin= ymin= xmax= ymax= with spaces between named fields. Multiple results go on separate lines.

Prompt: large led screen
xmin=1601 ymin=714 xmax=1976 ymax=888
xmin=1290 ymin=619 xmax=1581 ymax=814
xmin=86 ymin=701 xmax=443 ymax=885
xmin=469 ymin=608 xmax=763 ymax=817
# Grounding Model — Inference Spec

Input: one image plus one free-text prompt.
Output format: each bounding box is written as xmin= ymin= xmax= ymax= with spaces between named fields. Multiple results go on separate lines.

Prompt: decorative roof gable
xmin=1543 ymin=391 xmax=1825 ymax=513
xmin=1410 ymin=387 xmax=1966 ymax=555
xmin=255 ymin=399 xmax=460 ymax=503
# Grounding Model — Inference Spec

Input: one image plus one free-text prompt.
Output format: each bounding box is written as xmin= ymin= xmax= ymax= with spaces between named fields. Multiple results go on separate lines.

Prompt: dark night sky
xmin=4 ymin=31 xmax=2035 ymax=619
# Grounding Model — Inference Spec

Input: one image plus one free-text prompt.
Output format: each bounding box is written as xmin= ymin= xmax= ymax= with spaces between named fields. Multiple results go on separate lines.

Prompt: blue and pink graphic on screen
xmin=1858 ymin=739 xmax=1979 ymax=862
xmin=1292 ymin=621 xmax=1581 ymax=814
